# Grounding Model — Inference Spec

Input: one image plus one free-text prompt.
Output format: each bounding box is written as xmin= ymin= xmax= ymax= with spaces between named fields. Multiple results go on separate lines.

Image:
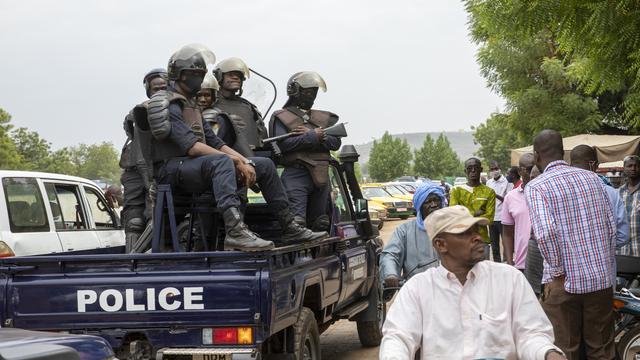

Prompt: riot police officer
xmin=147 ymin=44 xmax=325 ymax=251
xmin=120 ymin=68 xmax=167 ymax=248
xmin=268 ymin=72 xmax=341 ymax=231
xmin=213 ymin=57 xmax=268 ymax=154
xmin=197 ymin=73 xmax=224 ymax=134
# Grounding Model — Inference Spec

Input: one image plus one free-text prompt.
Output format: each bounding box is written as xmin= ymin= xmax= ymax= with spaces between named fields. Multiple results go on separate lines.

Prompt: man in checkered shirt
xmin=525 ymin=130 xmax=616 ymax=360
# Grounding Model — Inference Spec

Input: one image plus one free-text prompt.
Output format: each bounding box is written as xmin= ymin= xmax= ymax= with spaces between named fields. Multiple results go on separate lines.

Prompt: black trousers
xmin=489 ymin=221 xmax=502 ymax=263
xmin=156 ymin=154 xmax=288 ymax=212
xmin=280 ymin=166 xmax=329 ymax=225
xmin=121 ymin=168 xmax=149 ymax=230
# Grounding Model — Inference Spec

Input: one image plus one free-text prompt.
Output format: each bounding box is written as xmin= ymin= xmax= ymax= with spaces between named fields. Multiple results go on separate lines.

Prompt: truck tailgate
xmin=0 ymin=252 xmax=266 ymax=330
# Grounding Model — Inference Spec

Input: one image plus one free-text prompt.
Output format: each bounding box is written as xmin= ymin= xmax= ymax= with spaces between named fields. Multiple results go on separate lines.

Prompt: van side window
xmin=329 ymin=167 xmax=353 ymax=223
xmin=84 ymin=187 xmax=117 ymax=229
xmin=44 ymin=183 xmax=87 ymax=230
xmin=2 ymin=177 xmax=49 ymax=233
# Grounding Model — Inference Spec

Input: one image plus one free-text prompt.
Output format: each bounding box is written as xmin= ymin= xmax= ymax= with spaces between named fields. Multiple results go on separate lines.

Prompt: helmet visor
xmin=173 ymin=43 xmax=216 ymax=66
xmin=216 ymin=57 xmax=250 ymax=80
xmin=291 ymin=71 xmax=327 ymax=92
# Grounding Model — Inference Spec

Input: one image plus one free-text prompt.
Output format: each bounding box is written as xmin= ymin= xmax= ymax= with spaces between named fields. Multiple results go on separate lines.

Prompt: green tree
xmin=11 ymin=127 xmax=53 ymax=171
xmin=469 ymin=0 xmax=640 ymax=126
xmin=368 ymin=131 xmax=413 ymax=182
xmin=413 ymin=134 xmax=436 ymax=177
xmin=0 ymin=109 xmax=23 ymax=169
xmin=464 ymin=0 xmax=607 ymax=165
xmin=414 ymin=134 xmax=463 ymax=178
xmin=69 ymin=142 xmax=121 ymax=184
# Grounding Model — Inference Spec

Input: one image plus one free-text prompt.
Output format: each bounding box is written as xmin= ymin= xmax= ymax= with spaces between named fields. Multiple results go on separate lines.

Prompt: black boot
xmin=223 ymin=207 xmax=274 ymax=251
xmin=278 ymin=209 xmax=328 ymax=245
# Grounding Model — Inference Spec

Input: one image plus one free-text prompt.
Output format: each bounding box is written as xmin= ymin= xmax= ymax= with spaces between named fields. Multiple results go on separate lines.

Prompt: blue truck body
xmin=0 ymin=157 xmax=384 ymax=360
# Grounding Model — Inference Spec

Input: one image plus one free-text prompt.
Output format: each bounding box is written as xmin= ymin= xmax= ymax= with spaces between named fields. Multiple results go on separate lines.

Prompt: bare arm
xmin=502 ymin=224 xmax=515 ymax=265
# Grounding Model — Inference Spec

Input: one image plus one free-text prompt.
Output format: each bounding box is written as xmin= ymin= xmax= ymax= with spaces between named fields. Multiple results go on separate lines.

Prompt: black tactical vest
xmin=215 ymin=95 xmax=267 ymax=149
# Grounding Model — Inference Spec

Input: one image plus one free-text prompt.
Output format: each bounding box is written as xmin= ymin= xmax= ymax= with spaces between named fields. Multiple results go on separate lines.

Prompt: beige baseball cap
xmin=425 ymin=205 xmax=490 ymax=239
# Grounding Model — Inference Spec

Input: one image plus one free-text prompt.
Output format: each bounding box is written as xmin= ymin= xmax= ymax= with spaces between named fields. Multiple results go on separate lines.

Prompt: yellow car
xmin=368 ymin=201 xmax=387 ymax=229
xmin=361 ymin=185 xmax=413 ymax=219
xmin=380 ymin=183 xmax=414 ymax=203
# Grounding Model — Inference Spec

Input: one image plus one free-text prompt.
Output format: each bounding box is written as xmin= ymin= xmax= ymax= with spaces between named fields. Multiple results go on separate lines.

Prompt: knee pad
xmin=126 ymin=217 xmax=146 ymax=233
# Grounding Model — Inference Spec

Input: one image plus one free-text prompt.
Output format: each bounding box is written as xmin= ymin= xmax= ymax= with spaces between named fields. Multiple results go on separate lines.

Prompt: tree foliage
xmin=464 ymin=0 xmax=636 ymax=165
xmin=0 ymin=109 xmax=22 ymax=169
xmin=368 ymin=131 xmax=413 ymax=182
xmin=0 ymin=107 xmax=120 ymax=184
xmin=68 ymin=143 xmax=121 ymax=184
xmin=414 ymin=133 xmax=463 ymax=178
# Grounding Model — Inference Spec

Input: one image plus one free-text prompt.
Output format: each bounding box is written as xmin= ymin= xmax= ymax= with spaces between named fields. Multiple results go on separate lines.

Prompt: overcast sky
xmin=0 ymin=0 xmax=504 ymax=150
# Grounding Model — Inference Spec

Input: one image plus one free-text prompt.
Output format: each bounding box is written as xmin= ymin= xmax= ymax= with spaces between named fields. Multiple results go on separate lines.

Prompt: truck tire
xmin=293 ymin=307 xmax=321 ymax=360
xmin=399 ymin=215 xmax=409 ymax=220
xmin=378 ymin=221 xmax=384 ymax=230
xmin=356 ymin=282 xmax=386 ymax=347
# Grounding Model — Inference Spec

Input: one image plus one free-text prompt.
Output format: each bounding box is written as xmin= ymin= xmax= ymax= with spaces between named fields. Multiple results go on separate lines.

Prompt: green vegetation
xmin=368 ymin=131 xmax=413 ymax=182
xmin=464 ymin=0 xmax=640 ymax=166
xmin=413 ymin=133 xmax=463 ymax=178
xmin=0 ymin=107 xmax=121 ymax=184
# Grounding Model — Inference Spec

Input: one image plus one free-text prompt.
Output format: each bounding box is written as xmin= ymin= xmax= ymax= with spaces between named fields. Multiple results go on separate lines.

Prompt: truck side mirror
xmin=355 ymin=198 xmax=375 ymax=237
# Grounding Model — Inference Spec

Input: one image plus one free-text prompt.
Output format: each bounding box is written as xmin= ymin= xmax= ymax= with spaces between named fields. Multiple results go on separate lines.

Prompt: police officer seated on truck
xmin=146 ymin=44 xmax=326 ymax=252
xmin=269 ymin=72 xmax=342 ymax=232
xmin=212 ymin=57 xmax=269 ymax=157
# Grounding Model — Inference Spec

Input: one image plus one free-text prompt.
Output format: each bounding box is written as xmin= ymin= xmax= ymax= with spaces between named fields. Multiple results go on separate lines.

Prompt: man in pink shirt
xmin=502 ymin=153 xmax=535 ymax=270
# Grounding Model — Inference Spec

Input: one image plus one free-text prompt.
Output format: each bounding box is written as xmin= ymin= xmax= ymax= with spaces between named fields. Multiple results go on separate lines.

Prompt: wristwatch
xmin=243 ymin=159 xmax=256 ymax=167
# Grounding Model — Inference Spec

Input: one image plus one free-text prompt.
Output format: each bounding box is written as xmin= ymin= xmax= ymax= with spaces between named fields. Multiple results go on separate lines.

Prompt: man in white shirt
xmin=379 ymin=206 xmax=564 ymax=360
xmin=486 ymin=161 xmax=513 ymax=262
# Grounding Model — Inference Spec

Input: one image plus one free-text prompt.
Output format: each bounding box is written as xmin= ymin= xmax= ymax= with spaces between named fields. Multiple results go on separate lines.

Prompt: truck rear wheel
xmin=356 ymin=282 xmax=386 ymax=347
xmin=293 ymin=307 xmax=321 ymax=360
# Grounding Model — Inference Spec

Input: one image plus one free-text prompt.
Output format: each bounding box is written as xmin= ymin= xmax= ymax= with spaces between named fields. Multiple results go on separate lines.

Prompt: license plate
xmin=193 ymin=355 xmax=231 ymax=360
xmin=397 ymin=208 xmax=407 ymax=212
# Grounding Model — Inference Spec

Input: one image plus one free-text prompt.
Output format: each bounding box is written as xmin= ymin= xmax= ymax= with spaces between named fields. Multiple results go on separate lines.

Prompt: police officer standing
xmin=269 ymin=72 xmax=341 ymax=231
xmin=213 ymin=57 xmax=268 ymax=155
xmin=147 ymin=44 xmax=325 ymax=251
xmin=119 ymin=68 xmax=167 ymax=248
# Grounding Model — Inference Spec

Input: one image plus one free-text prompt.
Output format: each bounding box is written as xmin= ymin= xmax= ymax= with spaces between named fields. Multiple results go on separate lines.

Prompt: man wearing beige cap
xmin=379 ymin=206 xmax=564 ymax=360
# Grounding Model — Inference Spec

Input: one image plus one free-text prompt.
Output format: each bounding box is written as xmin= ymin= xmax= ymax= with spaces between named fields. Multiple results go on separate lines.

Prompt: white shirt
xmin=486 ymin=175 xmax=513 ymax=221
xmin=380 ymin=261 xmax=560 ymax=360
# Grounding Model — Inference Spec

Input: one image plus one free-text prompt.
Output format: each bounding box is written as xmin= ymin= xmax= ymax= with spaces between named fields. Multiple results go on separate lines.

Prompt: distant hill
xmin=352 ymin=131 xmax=478 ymax=164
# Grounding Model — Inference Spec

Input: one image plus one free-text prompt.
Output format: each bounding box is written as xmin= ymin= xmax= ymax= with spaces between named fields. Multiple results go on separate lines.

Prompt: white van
xmin=0 ymin=170 xmax=125 ymax=257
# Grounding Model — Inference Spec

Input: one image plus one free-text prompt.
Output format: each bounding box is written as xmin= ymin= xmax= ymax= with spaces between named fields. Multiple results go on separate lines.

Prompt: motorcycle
xmin=614 ymin=256 xmax=640 ymax=360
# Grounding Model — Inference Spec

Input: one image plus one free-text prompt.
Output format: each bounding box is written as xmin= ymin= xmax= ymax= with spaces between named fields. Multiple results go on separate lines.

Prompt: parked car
xmin=0 ymin=329 xmax=115 ymax=360
xmin=368 ymin=202 xmax=387 ymax=230
xmin=362 ymin=185 xmax=413 ymax=219
xmin=0 ymin=170 xmax=125 ymax=257
xmin=454 ymin=177 xmax=467 ymax=186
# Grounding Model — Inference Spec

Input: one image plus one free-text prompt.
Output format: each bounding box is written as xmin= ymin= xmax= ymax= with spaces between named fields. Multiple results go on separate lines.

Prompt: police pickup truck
xmin=0 ymin=146 xmax=385 ymax=360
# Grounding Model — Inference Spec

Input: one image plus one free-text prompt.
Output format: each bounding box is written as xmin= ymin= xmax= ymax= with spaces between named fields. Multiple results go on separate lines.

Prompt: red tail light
xmin=0 ymin=242 xmax=15 ymax=258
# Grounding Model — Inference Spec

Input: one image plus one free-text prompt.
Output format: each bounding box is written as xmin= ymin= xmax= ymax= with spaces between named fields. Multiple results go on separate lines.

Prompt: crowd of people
xmin=380 ymin=129 xmax=639 ymax=359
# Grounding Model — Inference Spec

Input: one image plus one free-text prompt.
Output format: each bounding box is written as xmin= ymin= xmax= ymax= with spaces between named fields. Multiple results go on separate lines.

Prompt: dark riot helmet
xmin=213 ymin=57 xmax=250 ymax=83
xmin=167 ymin=43 xmax=216 ymax=81
xmin=286 ymin=71 xmax=327 ymax=97
xmin=142 ymin=68 xmax=168 ymax=97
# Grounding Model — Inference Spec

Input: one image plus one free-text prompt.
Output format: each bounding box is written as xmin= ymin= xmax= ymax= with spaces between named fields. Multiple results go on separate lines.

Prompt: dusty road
xmin=320 ymin=218 xmax=407 ymax=360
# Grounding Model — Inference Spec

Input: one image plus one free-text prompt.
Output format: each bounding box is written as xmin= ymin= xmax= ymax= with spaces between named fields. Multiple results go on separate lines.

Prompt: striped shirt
xmin=525 ymin=161 xmax=616 ymax=294
xmin=618 ymin=183 xmax=640 ymax=256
